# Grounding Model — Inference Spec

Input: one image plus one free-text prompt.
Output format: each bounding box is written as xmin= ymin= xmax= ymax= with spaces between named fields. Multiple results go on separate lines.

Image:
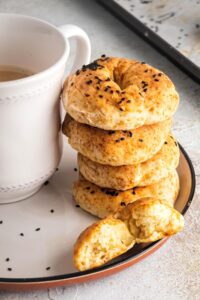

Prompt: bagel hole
xmin=113 ymin=67 xmax=123 ymax=90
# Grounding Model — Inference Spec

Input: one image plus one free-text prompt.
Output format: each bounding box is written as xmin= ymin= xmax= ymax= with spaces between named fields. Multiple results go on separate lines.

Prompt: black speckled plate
xmin=0 ymin=143 xmax=195 ymax=291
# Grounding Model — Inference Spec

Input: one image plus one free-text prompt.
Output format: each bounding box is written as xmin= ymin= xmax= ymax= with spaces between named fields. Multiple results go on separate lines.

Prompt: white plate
xmin=0 ymin=142 xmax=195 ymax=290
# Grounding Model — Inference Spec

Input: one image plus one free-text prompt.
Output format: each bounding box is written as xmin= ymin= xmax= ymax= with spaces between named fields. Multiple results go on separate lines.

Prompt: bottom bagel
xmin=73 ymin=170 xmax=179 ymax=218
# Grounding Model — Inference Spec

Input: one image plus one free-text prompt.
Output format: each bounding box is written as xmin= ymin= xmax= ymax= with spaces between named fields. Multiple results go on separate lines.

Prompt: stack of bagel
xmin=62 ymin=56 xmax=180 ymax=219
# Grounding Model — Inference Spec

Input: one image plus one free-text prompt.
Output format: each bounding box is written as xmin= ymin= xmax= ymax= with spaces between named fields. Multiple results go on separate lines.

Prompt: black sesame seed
xmin=95 ymin=76 xmax=99 ymax=79
xmin=164 ymin=141 xmax=168 ymax=144
xmin=56 ymin=168 xmax=59 ymax=171
xmin=121 ymin=91 xmax=126 ymax=94
xmin=158 ymin=73 xmax=162 ymax=76
xmin=76 ymin=204 xmax=80 ymax=208
xmin=132 ymin=190 xmax=136 ymax=195
xmin=139 ymin=92 xmax=142 ymax=96
xmin=104 ymin=87 xmax=109 ymax=92
xmin=116 ymin=90 xmax=120 ymax=94
xmin=99 ymin=95 xmax=103 ymax=98
xmin=90 ymin=191 xmax=95 ymax=194
xmin=50 ymin=209 xmax=54 ymax=213
xmin=120 ymin=202 xmax=126 ymax=206
xmin=44 ymin=181 xmax=49 ymax=186
xmin=86 ymin=186 xmax=91 ymax=190
xmin=105 ymin=77 xmax=110 ymax=81
xmin=70 ymin=82 xmax=74 ymax=86
xmin=120 ymin=137 xmax=125 ymax=141
xmin=119 ymin=108 xmax=124 ymax=111
xmin=108 ymin=130 xmax=115 ymax=135
xmin=143 ymin=88 xmax=148 ymax=92
xmin=152 ymin=74 xmax=156 ymax=78
xmin=46 ymin=267 xmax=51 ymax=271
xmin=127 ymin=100 xmax=131 ymax=103
xmin=5 ymin=258 xmax=10 ymax=262
xmin=101 ymin=54 xmax=106 ymax=57
xmin=128 ymin=131 xmax=133 ymax=137
xmin=96 ymin=86 xmax=100 ymax=90
xmin=7 ymin=268 xmax=12 ymax=271
xmin=141 ymin=62 xmax=146 ymax=64
xmin=174 ymin=141 xmax=178 ymax=146
xmin=115 ymin=139 xmax=120 ymax=143
xmin=86 ymin=80 xmax=92 ymax=85
xmin=20 ymin=233 xmax=24 ymax=236
xmin=110 ymin=90 xmax=114 ymax=94
xmin=144 ymin=69 xmax=148 ymax=73
xmin=35 ymin=228 xmax=40 ymax=231
xmin=154 ymin=79 xmax=159 ymax=82
xmin=76 ymin=70 xmax=80 ymax=76
xmin=85 ymin=93 xmax=90 ymax=97
xmin=0 ymin=220 xmax=3 ymax=224
xmin=74 ymin=168 xmax=78 ymax=172
xmin=139 ymin=139 xmax=143 ymax=142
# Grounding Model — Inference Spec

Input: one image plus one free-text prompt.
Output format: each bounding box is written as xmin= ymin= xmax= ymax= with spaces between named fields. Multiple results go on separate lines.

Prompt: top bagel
xmin=63 ymin=56 xmax=179 ymax=130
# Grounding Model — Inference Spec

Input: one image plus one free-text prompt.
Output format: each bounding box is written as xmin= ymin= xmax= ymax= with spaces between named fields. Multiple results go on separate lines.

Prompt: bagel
xmin=78 ymin=134 xmax=179 ymax=190
xmin=73 ymin=170 xmax=179 ymax=218
xmin=74 ymin=198 xmax=184 ymax=271
xmin=63 ymin=115 xmax=172 ymax=166
xmin=63 ymin=56 xmax=179 ymax=130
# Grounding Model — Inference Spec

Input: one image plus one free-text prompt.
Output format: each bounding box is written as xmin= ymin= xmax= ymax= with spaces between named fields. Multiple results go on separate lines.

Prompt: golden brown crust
xmin=63 ymin=57 xmax=179 ymax=130
xmin=63 ymin=115 xmax=172 ymax=166
xmin=73 ymin=216 xmax=135 ymax=271
xmin=73 ymin=170 xmax=179 ymax=218
xmin=73 ymin=198 xmax=184 ymax=271
xmin=78 ymin=135 xmax=179 ymax=190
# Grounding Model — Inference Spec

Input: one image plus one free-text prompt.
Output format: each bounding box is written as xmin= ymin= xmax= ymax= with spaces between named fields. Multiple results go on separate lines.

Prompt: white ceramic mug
xmin=0 ymin=14 xmax=91 ymax=203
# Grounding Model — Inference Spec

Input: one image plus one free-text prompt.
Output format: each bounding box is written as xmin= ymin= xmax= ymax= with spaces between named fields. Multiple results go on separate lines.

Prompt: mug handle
xmin=59 ymin=24 xmax=91 ymax=73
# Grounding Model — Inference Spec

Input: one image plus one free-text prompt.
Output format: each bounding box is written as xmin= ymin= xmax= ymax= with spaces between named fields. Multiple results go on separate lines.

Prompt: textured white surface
xmin=0 ymin=0 xmax=199 ymax=299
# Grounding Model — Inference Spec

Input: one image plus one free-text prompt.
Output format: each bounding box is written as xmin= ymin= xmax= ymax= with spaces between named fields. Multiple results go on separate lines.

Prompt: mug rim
xmin=0 ymin=13 xmax=68 ymax=87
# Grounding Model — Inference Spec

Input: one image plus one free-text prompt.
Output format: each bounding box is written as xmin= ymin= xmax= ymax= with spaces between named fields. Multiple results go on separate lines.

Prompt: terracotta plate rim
xmin=0 ymin=144 xmax=196 ymax=285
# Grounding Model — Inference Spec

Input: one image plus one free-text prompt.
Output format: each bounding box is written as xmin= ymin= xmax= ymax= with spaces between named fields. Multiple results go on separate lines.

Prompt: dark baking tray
xmin=98 ymin=0 xmax=200 ymax=84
